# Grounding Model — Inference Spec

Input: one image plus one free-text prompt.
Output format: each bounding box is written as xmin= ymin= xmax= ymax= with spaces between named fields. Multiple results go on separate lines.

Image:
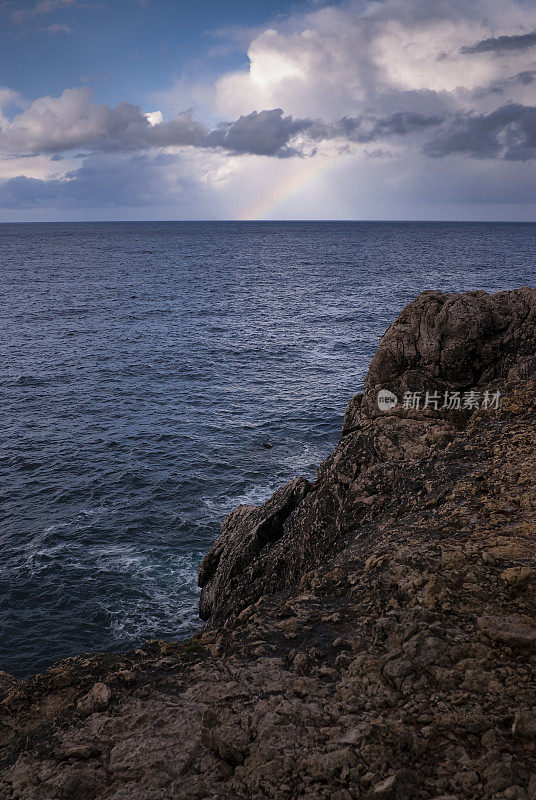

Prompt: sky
xmin=0 ymin=0 xmax=535 ymax=221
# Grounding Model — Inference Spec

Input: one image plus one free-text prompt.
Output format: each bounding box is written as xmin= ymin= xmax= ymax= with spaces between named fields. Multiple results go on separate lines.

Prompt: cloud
xmin=461 ymin=29 xmax=536 ymax=55
xmin=425 ymin=103 xmax=536 ymax=160
xmin=205 ymin=108 xmax=311 ymax=156
xmin=0 ymin=86 xmax=25 ymax=110
xmin=10 ymin=0 xmax=78 ymax=24
xmin=0 ymin=87 xmax=309 ymax=156
xmin=331 ymin=112 xmax=445 ymax=144
xmin=0 ymin=88 xmax=206 ymax=153
xmin=3 ymin=84 xmax=536 ymax=165
xmin=0 ymin=86 xmax=26 ymax=127
xmin=214 ymin=0 xmax=536 ymax=120
xmin=3 ymin=143 xmax=534 ymax=220
xmin=145 ymin=110 xmax=163 ymax=126
xmin=4 ymin=0 xmax=535 ymax=162
xmin=469 ymin=69 xmax=536 ymax=99
xmin=517 ymin=70 xmax=536 ymax=84
xmin=2 ymin=0 xmax=536 ymax=218
xmin=0 ymin=87 xmax=446 ymax=159
xmin=0 ymin=151 xmax=218 ymax=212
xmin=44 ymin=22 xmax=71 ymax=34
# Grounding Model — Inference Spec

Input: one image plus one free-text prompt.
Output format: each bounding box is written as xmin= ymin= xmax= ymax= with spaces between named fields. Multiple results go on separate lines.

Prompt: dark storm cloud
xmin=0 ymin=175 xmax=65 ymax=207
xmin=0 ymin=89 xmax=445 ymax=159
xmin=4 ymin=144 xmax=534 ymax=214
xmin=425 ymin=104 xmax=536 ymax=161
xmin=492 ymin=69 xmax=536 ymax=90
xmin=461 ymin=29 xmax=536 ymax=55
xmin=2 ymin=91 xmax=535 ymax=168
xmin=0 ymin=91 xmax=305 ymax=157
xmin=0 ymin=93 xmax=208 ymax=154
xmin=203 ymin=110 xmax=444 ymax=155
xmin=333 ymin=112 xmax=445 ymax=143
xmin=517 ymin=70 xmax=536 ymax=84
xmin=205 ymin=109 xmax=311 ymax=157
xmin=467 ymin=70 xmax=536 ymax=100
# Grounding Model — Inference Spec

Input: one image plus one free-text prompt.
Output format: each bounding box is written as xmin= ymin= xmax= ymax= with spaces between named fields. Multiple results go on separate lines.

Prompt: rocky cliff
xmin=1 ymin=287 xmax=536 ymax=800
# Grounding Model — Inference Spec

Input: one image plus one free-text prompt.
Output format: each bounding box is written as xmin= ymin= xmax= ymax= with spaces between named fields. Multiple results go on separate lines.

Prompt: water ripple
xmin=1 ymin=220 xmax=535 ymax=677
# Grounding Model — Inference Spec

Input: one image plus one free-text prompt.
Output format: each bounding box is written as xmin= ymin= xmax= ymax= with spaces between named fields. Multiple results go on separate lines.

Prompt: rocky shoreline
xmin=2 ymin=287 xmax=536 ymax=800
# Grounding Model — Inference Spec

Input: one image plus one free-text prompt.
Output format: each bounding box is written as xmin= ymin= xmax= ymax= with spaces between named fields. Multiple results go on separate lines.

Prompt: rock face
xmin=198 ymin=476 xmax=311 ymax=621
xmin=1 ymin=287 xmax=536 ymax=800
xmin=198 ymin=287 xmax=536 ymax=627
xmin=360 ymin=288 xmax=536 ymax=419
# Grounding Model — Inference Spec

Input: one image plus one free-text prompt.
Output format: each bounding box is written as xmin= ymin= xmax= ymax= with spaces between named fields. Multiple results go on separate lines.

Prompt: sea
xmin=1 ymin=221 xmax=535 ymax=678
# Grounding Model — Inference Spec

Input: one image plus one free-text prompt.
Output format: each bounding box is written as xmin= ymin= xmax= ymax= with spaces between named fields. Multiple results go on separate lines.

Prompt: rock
xmin=370 ymin=774 xmax=397 ymax=796
xmin=199 ymin=288 xmax=536 ymax=632
xmin=501 ymin=567 xmax=536 ymax=589
xmin=198 ymin=476 xmax=311 ymax=621
xmin=512 ymin=710 xmax=536 ymax=737
xmin=383 ymin=657 xmax=415 ymax=682
xmin=429 ymin=796 xmax=460 ymax=800
xmin=0 ymin=670 xmax=16 ymax=698
xmin=201 ymin=723 xmax=250 ymax=766
xmin=342 ymin=392 xmax=363 ymax=435
xmin=76 ymin=682 xmax=111 ymax=717
xmin=361 ymin=287 xmax=536 ymax=418
xmin=368 ymin=770 xmax=414 ymax=798
xmin=55 ymin=744 xmax=102 ymax=760
xmin=477 ymin=614 xmax=536 ymax=651
xmin=484 ymin=762 xmax=517 ymax=793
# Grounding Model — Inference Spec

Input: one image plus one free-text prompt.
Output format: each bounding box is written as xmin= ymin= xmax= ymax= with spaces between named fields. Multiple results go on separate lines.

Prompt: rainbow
xmin=238 ymin=153 xmax=339 ymax=221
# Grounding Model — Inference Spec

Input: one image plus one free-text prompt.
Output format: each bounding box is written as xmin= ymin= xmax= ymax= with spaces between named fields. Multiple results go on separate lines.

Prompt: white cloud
xmin=215 ymin=0 xmax=536 ymax=119
xmin=0 ymin=86 xmax=26 ymax=126
xmin=145 ymin=110 xmax=164 ymax=126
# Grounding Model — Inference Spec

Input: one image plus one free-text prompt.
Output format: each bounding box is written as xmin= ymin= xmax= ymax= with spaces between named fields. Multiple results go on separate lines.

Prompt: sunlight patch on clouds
xmin=145 ymin=110 xmax=164 ymax=126
xmin=215 ymin=0 xmax=536 ymax=120
xmin=374 ymin=20 xmax=498 ymax=93
xmin=250 ymin=30 xmax=309 ymax=88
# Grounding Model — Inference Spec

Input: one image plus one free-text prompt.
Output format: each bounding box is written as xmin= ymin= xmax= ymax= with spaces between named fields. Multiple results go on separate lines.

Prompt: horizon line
xmin=1 ymin=219 xmax=536 ymax=225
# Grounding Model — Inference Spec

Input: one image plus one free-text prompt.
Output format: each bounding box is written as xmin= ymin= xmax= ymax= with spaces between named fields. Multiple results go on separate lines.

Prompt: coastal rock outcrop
xmin=198 ymin=287 xmax=536 ymax=627
xmin=198 ymin=476 xmax=311 ymax=621
xmin=1 ymin=287 xmax=536 ymax=800
xmin=360 ymin=287 xmax=536 ymax=418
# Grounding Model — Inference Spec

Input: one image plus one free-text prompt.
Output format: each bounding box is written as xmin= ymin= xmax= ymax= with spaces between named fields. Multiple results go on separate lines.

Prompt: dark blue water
xmin=1 ymin=221 xmax=535 ymax=678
